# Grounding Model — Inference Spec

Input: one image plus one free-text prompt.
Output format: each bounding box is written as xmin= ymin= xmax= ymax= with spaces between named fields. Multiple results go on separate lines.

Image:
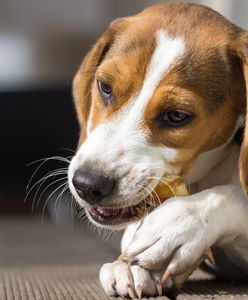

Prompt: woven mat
xmin=1 ymin=264 xmax=248 ymax=300
xmin=0 ymin=218 xmax=247 ymax=300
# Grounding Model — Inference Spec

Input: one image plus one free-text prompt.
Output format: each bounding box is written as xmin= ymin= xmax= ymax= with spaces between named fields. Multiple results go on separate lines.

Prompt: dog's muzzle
xmin=71 ymin=169 xmax=142 ymax=226
xmin=72 ymin=169 xmax=116 ymax=205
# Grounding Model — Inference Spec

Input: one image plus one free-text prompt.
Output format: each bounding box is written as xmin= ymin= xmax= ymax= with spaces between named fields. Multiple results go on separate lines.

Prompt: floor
xmin=0 ymin=217 xmax=247 ymax=299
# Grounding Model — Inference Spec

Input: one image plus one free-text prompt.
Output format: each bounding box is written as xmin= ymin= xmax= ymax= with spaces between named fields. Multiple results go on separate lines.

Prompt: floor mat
xmin=1 ymin=265 xmax=248 ymax=300
xmin=0 ymin=218 xmax=247 ymax=299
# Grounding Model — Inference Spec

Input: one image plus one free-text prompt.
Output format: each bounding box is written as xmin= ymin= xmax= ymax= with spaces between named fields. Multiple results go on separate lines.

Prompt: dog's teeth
xmin=97 ymin=207 xmax=115 ymax=217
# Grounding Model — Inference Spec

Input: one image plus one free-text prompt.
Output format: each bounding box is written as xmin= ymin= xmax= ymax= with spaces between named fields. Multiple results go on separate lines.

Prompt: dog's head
xmin=68 ymin=3 xmax=248 ymax=229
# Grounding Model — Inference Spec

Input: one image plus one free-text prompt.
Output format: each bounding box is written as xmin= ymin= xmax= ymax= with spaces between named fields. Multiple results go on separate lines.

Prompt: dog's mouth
xmin=87 ymin=202 xmax=147 ymax=226
xmin=84 ymin=174 xmax=187 ymax=226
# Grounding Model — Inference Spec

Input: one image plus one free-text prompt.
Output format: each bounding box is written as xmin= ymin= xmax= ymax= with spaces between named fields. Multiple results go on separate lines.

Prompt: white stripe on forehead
xmin=87 ymin=30 xmax=185 ymax=136
xmin=118 ymin=30 xmax=185 ymax=131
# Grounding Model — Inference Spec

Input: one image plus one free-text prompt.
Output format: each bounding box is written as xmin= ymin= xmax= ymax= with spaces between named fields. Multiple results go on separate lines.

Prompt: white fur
xmin=159 ymin=146 xmax=179 ymax=163
xmin=187 ymin=144 xmax=230 ymax=185
xmin=100 ymin=260 xmax=159 ymax=297
xmin=69 ymin=27 xmax=248 ymax=298
xmin=100 ymin=140 xmax=248 ymax=297
xmin=123 ymin=185 xmax=248 ymax=269
xmin=69 ymin=31 xmax=185 ymax=210
xmin=118 ymin=31 xmax=185 ymax=131
xmin=100 ymin=184 xmax=248 ymax=297
xmin=187 ymin=115 xmax=244 ymax=186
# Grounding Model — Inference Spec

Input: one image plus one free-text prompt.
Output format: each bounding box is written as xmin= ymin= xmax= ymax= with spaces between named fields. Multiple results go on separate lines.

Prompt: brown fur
xmin=73 ymin=3 xmax=248 ymax=196
xmin=72 ymin=17 xmax=130 ymax=143
xmin=229 ymin=32 xmax=248 ymax=197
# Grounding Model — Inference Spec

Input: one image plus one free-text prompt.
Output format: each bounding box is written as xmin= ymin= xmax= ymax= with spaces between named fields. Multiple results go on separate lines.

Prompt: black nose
xmin=72 ymin=170 xmax=115 ymax=204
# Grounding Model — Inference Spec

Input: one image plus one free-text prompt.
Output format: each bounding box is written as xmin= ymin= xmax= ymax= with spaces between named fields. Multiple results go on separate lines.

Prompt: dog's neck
xmin=187 ymin=116 xmax=244 ymax=192
xmin=187 ymin=142 xmax=240 ymax=193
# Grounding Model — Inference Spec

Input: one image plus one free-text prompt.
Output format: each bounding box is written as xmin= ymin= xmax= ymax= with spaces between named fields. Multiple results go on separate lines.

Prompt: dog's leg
xmin=121 ymin=185 xmax=248 ymax=281
xmin=121 ymin=222 xmax=141 ymax=252
xmin=100 ymin=185 xmax=248 ymax=298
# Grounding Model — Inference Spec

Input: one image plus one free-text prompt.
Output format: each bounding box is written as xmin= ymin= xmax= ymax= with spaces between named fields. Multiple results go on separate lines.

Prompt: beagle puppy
xmin=68 ymin=3 xmax=248 ymax=298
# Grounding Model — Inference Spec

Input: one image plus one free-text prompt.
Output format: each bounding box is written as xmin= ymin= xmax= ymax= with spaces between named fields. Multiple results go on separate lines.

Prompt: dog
xmin=68 ymin=2 xmax=248 ymax=298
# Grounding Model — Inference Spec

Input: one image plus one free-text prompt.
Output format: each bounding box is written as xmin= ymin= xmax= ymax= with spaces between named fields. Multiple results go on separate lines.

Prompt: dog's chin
xmin=85 ymin=202 xmax=143 ymax=230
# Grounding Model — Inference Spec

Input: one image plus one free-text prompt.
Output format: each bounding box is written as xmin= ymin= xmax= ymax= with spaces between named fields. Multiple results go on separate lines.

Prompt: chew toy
xmin=136 ymin=175 xmax=188 ymax=217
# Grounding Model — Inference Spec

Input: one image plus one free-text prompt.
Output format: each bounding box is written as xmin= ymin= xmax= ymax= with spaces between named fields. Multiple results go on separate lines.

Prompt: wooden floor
xmin=0 ymin=217 xmax=247 ymax=299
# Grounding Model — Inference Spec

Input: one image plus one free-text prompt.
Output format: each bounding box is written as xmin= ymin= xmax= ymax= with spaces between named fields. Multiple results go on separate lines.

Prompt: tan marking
xmin=73 ymin=2 xmax=247 ymax=193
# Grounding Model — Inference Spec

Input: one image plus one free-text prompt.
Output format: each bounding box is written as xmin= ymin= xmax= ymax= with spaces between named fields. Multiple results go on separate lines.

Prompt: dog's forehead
xmin=106 ymin=31 xmax=185 ymax=129
xmin=114 ymin=3 xmax=233 ymax=53
xmin=106 ymin=5 xmax=235 ymax=109
xmin=89 ymin=3 xmax=239 ymax=135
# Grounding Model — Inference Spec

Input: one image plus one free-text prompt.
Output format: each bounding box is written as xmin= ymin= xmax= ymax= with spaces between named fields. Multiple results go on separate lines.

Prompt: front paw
xmin=121 ymin=198 xmax=215 ymax=283
xmin=99 ymin=260 xmax=163 ymax=298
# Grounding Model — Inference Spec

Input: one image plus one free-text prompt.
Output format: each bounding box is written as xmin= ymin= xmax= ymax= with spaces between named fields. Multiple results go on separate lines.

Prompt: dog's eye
xmin=97 ymin=80 xmax=113 ymax=105
xmin=158 ymin=110 xmax=193 ymax=128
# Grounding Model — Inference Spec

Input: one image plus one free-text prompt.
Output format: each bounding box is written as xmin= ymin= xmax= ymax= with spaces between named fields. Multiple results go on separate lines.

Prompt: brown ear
xmin=72 ymin=18 xmax=128 ymax=143
xmin=229 ymin=32 xmax=248 ymax=197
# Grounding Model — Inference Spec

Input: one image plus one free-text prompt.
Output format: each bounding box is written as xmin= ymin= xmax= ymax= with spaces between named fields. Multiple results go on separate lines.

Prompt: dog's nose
xmin=72 ymin=170 xmax=115 ymax=204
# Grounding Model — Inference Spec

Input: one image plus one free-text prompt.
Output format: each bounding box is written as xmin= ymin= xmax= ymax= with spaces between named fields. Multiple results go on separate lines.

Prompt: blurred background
xmin=1 ymin=2 xmax=248 ymax=294
xmin=0 ymin=0 xmax=248 ymax=220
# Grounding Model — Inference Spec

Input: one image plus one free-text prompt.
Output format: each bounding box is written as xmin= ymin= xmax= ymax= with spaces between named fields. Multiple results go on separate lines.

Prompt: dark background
xmin=0 ymin=89 xmax=78 ymax=214
xmin=1 ymin=0 xmax=247 ymax=218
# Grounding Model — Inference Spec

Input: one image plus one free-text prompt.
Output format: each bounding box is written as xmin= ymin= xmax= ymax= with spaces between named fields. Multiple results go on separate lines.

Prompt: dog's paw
xmin=121 ymin=196 xmax=217 ymax=280
xmin=99 ymin=260 xmax=163 ymax=298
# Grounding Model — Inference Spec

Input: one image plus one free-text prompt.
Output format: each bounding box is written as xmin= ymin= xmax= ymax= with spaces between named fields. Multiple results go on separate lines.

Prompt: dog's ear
xmin=229 ymin=32 xmax=248 ymax=197
xmin=73 ymin=18 xmax=129 ymax=143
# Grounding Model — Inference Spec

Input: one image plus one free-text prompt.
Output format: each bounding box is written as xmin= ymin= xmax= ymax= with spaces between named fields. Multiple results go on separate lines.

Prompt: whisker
xmin=26 ymin=167 xmax=68 ymax=203
xmin=137 ymin=184 xmax=154 ymax=198
xmin=137 ymin=184 xmax=155 ymax=216
xmin=24 ymin=153 xmax=75 ymax=226
xmin=69 ymin=196 xmax=75 ymax=230
xmin=41 ymin=180 xmax=68 ymax=224
xmin=77 ymin=207 xmax=87 ymax=222
xmin=36 ymin=176 xmax=68 ymax=212
xmin=148 ymin=176 xmax=176 ymax=198
xmin=149 ymin=185 xmax=162 ymax=206
xmin=54 ymin=183 xmax=69 ymax=222
xmin=26 ymin=156 xmax=70 ymax=188
xmin=29 ymin=170 xmax=68 ymax=211
xmin=60 ymin=147 xmax=76 ymax=154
